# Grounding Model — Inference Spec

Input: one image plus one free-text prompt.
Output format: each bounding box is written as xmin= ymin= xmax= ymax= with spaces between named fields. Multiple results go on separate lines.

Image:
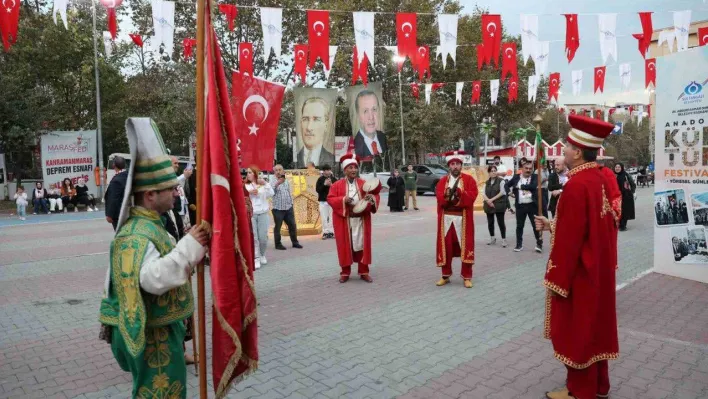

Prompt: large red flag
xmin=307 ymin=10 xmax=330 ymax=69
xmin=699 ymin=27 xmax=708 ymax=46
xmin=645 ymin=58 xmax=656 ymax=89
xmin=0 ymin=0 xmax=20 ymax=51
xmin=415 ymin=45 xmax=431 ymax=81
xmin=501 ymin=42 xmax=518 ymax=82
xmin=396 ymin=13 xmax=417 ymax=70
xmin=481 ymin=14 xmax=502 ymax=68
xmin=239 ymin=42 xmax=254 ymax=76
xmin=200 ymin=7 xmax=257 ymax=396
xmin=476 ymin=44 xmax=486 ymax=71
xmin=563 ymin=14 xmax=579 ymax=63
xmin=471 ymin=80 xmax=482 ymax=104
xmin=549 ymin=72 xmax=561 ymax=103
xmin=594 ymin=66 xmax=606 ymax=93
xmin=231 ymin=71 xmax=285 ymax=170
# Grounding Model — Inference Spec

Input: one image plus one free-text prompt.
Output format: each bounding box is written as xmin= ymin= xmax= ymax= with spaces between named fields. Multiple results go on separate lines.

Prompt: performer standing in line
xmin=435 ymin=150 xmax=478 ymax=289
xmin=327 ymin=154 xmax=379 ymax=283
xmin=99 ymin=118 xmax=209 ymax=398
xmin=534 ymin=114 xmax=618 ymax=399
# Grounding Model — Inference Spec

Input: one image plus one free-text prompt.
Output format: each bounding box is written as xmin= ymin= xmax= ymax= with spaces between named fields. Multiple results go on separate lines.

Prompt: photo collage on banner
xmin=654 ymin=46 xmax=708 ymax=282
xmin=294 ymin=87 xmax=338 ymax=169
xmin=346 ymin=82 xmax=386 ymax=162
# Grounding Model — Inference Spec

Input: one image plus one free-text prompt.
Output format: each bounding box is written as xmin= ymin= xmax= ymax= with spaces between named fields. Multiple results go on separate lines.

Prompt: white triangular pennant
xmin=425 ymin=84 xmax=432 ymax=105
xmin=151 ymin=0 xmax=175 ymax=59
xmin=597 ymin=14 xmax=617 ymax=64
xmin=437 ymin=14 xmax=458 ymax=69
xmin=637 ymin=105 xmax=644 ymax=126
xmin=571 ymin=70 xmax=583 ymax=96
xmin=490 ymin=79 xmax=500 ymax=105
xmin=103 ymin=31 xmax=114 ymax=57
xmin=528 ymin=75 xmax=539 ymax=102
xmin=519 ymin=14 xmax=539 ymax=65
xmin=673 ymin=10 xmax=692 ymax=52
xmin=533 ymin=41 xmax=549 ymax=76
xmin=353 ymin=12 xmax=376 ymax=67
xmin=658 ymin=30 xmax=675 ymax=53
xmin=455 ymin=82 xmax=463 ymax=105
xmin=260 ymin=7 xmax=283 ymax=58
xmin=604 ymin=108 xmax=610 ymax=122
xmin=53 ymin=0 xmax=68 ymax=29
xmin=619 ymin=63 xmax=631 ymax=90
xmin=324 ymin=46 xmax=338 ymax=79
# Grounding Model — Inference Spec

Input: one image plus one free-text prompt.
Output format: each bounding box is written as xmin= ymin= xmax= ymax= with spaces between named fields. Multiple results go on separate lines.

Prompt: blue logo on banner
xmin=685 ymin=81 xmax=703 ymax=96
xmin=612 ymin=123 xmax=623 ymax=135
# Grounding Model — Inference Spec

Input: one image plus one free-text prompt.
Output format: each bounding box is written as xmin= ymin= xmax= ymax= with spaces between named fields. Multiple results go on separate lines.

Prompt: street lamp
xmin=393 ymin=55 xmax=406 ymax=164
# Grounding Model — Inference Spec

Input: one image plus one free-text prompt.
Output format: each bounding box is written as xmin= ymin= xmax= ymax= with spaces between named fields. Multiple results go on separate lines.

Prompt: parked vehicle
xmin=399 ymin=164 xmax=448 ymax=195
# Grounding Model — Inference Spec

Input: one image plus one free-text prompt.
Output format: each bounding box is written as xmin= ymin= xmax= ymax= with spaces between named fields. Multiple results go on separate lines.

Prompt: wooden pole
xmin=195 ymin=0 xmax=207 ymax=395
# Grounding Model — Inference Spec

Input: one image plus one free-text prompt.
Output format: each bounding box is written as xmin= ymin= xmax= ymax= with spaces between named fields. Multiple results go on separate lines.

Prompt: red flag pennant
xmin=471 ymin=80 xmax=482 ymax=104
xmin=218 ymin=4 xmax=238 ymax=32
xmin=476 ymin=44 xmax=486 ymax=71
xmin=699 ymin=27 xmax=708 ymax=46
xmin=182 ymin=38 xmax=197 ymax=59
xmin=481 ymin=14 xmax=502 ymax=69
xmin=628 ymin=105 xmax=634 ymax=115
xmin=609 ymin=108 xmax=616 ymax=118
xmin=129 ymin=34 xmax=144 ymax=47
xmin=508 ymin=77 xmax=519 ymax=103
xmin=594 ymin=66 xmax=606 ymax=94
xmin=595 ymin=109 xmax=603 ymax=119
xmin=415 ymin=45 xmax=431 ymax=81
xmin=549 ymin=72 xmax=561 ymax=103
xmin=645 ymin=58 xmax=656 ymax=89
xmin=239 ymin=42 xmax=254 ymax=76
xmin=293 ymin=44 xmax=308 ymax=84
xmin=410 ymin=83 xmax=420 ymax=100
xmin=99 ymin=0 xmax=122 ymax=39
xmin=431 ymin=83 xmax=445 ymax=91
xmin=632 ymin=12 xmax=653 ymax=58
xmin=0 ymin=0 xmax=20 ymax=51
xmin=501 ymin=43 xmax=518 ymax=82
xmin=352 ymin=46 xmax=369 ymax=86
xmin=563 ymin=14 xmax=579 ymax=63
xmin=396 ymin=13 xmax=417 ymax=70
xmin=307 ymin=10 xmax=330 ymax=69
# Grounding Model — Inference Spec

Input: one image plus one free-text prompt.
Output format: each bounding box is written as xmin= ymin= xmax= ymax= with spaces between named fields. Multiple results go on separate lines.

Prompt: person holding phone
xmin=245 ymin=165 xmax=274 ymax=267
xmin=270 ymin=164 xmax=303 ymax=250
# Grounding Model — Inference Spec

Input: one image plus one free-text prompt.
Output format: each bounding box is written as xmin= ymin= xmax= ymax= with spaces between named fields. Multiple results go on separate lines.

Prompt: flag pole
xmin=195 ymin=0 xmax=207 ymax=394
xmin=533 ymin=115 xmax=544 ymax=220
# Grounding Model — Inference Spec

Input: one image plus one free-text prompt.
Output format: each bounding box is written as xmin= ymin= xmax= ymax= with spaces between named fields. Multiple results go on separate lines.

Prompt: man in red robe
xmin=435 ymin=150 xmax=478 ymax=289
xmin=535 ymin=114 xmax=619 ymax=399
xmin=327 ymin=154 xmax=379 ymax=283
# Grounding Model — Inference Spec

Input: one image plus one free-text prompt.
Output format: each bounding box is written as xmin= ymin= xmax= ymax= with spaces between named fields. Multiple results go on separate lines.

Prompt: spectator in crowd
xmin=615 ymin=163 xmax=636 ymax=231
xmin=60 ymin=178 xmax=77 ymax=212
xmin=316 ymin=164 xmax=338 ymax=238
xmin=493 ymin=156 xmax=507 ymax=178
xmin=105 ymin=156 xmax=128 ymax=230
xmin=14 ymin=186 xmax=28 ymax=221
xmin=386 ymin=168 xmax=405 ymax=212
xmin=245 ymin=165 xmax=274 ymax=267
xmin=75 ymin=178 xmax=99 ymax=211
xmin=32 ymin=182 xmax=49 ymax=214
xmin=482 ymin=165 xmax=508 ymax=247
xmin=403 ymin=164 xmax=419 ymax=211
xmin=47 ymin=184 xmax=64 ymax=213
xmin=506 ymin=162 xmax=544 ymax=253
xmin=547 ymin=158 xmax=568 ymax=219
xmin=270 ymin=164 xmax=303 ymax=250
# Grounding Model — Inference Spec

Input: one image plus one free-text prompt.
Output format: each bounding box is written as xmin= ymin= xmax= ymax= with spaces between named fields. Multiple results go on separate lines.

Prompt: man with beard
xmin=327 ymin=154 xmax=379 ymax=283
xmin=435 ymin=151 xmax=478 ymax=289
xmin=534 ymin=114 xmax=618 ymax=399
xmin=297 ymin=97 xmax=335 ymax=168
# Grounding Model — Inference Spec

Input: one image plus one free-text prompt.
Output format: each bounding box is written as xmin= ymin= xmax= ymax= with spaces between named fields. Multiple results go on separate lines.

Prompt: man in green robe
xmin=99 ymin=118 xmax=209 ymax=398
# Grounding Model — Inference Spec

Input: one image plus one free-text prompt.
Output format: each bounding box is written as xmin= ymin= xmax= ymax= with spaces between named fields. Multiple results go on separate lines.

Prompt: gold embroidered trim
xmin=567 ymin=161 xmax=598 ymax=178
xmin=543 ymin=279 xmax=568 ymax=298
xmin=546 ymin=259 xmax=557 ymax=275
xmin=544 ymin=289 xmax=552 ymax=339
xmin=555 ymin=352 xmax=619 ymax=369
xmin=601 ymin=186 xmax=611 ymax=219
xmin=611 ymin=196 xmax=622 ymax=225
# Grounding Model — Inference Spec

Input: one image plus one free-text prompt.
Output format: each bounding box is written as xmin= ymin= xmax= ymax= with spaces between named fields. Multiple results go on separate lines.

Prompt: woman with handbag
xmin=386 ymin=169 xmax=406 ymax=212
xmin=482 ymin=165 xmax=509 ymax=247
xmin=614 ymin=163 xmax=636 ymax=231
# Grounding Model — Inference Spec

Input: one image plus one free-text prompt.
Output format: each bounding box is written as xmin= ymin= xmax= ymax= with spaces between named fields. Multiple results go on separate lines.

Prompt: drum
xmin=362 ymin=178 xmax=382 ymax=195
xmin=351 ymin=200 xmax=371 ymax=216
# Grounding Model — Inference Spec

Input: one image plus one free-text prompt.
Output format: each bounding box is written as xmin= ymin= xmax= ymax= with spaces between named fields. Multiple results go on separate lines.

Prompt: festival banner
xmin=346 ymin=82 xmax=386 ymax=160
xmin=40 ymin=131 xmax=98 ymax=195
xmin=294 ymin=87 xmax=337 ymax=168
xmin=654 ymin=46 xmax=708 ymax=283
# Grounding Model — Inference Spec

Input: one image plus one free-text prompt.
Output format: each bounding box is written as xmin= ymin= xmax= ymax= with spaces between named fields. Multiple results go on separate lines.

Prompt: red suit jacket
xmin=544 ymin=162 xmax=619 ymax=369
xmin=327 ymin=178 xmax=380 ymax=266
xmin=435 ymin=173 xmax=479 ymax=266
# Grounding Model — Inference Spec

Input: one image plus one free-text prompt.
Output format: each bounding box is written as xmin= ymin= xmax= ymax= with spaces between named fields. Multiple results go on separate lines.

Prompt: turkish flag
xmin=415 ymin=45 xmax=431 ymax=81
xmin=308 ymin=10 xmax=330 ymax=69
xmin=352 ymin=46 xmax=369 ymax=86
xmin=549 ymin=72 xmax=560 ymax=103
xmin=431 ymin=83 xmax=445 ymax=91
xmin=231 ymin=71 xmax=285 ymax=171
xmin=396 ymin=13 xmax=417 ymax=70
xmin=594 ymin=66 xmax=606 ymax=93
xmin=699 ymin=27 xmax=708 ymax=46
xmin=508 ymin=76 xmax=519 ymax=103
xmin=239 ymin=43 xmax=254 ymax=76
xmin=501 ymin=42 xmax=518 ymax=82
xmin=564 ymin=14 xmax=579 ymax=63
xmin=410 ymin=82 xmax=420 ymax=100
xmin=182 ymin=38 xmax=196 ymax=59
xmin=218 ymin=4 xmax=237 ymax=31
xmin=201 ymin=8 xmax=257 ymax=396
xmin=633 ymin=12 xmax=653 ymax=58
xmin=471 ymin=80 xmax=482 ymax=104
xmin=129 ymin=34 xmax=143 ymax=47
xmin=481 ymin=14 xmax=502 ymax=68
xmin=645 ymin=58 xmax=656 ymax=89
xmin=476 ymin=44 xmax=486 ymax=71
xmin=0 ymin=0 xmax=20 ymax=51
xmin=293 ymin=44 xmax=308 ymax=84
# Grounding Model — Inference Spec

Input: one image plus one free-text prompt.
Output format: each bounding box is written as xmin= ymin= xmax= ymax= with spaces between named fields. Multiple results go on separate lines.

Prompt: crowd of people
xmin=13 ymin=178 xmax=100 ymax=220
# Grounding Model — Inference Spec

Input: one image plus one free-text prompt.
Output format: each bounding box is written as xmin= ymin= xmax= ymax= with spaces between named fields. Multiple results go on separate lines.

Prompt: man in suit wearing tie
xmin=353 ymin=90 xmax=388 ymax=158
xmin=297 ymin=97 xmax=335 ymax=168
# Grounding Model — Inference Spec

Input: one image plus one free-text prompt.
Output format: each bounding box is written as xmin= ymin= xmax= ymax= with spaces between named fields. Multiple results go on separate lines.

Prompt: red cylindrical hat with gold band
xmin=566 ymin=114 xmax=614 ymax=150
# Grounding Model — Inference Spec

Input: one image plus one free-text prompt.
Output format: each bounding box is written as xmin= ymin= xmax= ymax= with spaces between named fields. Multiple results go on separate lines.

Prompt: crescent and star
xmin=487 ymin=22 xmax=496 ymax=37
xmin=401 ymin=22 xmax=413 ymax=38
xmin=242 ymin=95 xmax=270 ymax=136
xmin=313 ymin=20 xmax=325 ymax=36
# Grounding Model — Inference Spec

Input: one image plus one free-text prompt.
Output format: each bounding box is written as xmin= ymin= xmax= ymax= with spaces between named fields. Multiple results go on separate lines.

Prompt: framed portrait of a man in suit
xmin=346 ymin=83 xmax=386 ymax=159
xmin=294 ymin=88 xmax=337 ymax=169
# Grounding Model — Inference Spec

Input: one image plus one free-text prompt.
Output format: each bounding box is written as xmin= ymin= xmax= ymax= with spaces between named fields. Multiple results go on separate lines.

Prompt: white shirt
xmin=517 ymin=176 xmax=533 ymax=204
xmin=245 ymin=182 xmax=274 ymax=215
xmin=558 ymin=171 xmax=569 ymax=186
xmin=14 ymin=192 xmax=28 ymax=206
xmin=347 ymin=179 xmax=364 ymax=252
xmin=303 ymin=145 xmax=323 ymax=166
xmin=495 ymin=164 xmax=507 ymax=177
xmin=139 ymin=234 xmax=206 ymax=295
xmin=444 ymin=175 xmax=463 ymax=235
xmin=360 ymin=130 xmax=383 ymax=156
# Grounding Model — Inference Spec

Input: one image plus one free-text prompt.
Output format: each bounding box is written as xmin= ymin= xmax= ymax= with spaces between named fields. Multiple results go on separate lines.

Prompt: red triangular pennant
xmin=501 ymin=43 xmax=518 ymax=82
xmin=293 ymin=44 xmax=308 ymax=84
xmin=239 ymin=42 xmax=254 ymax=76
xmin=218 ymin=4 xmax=238 ymax=31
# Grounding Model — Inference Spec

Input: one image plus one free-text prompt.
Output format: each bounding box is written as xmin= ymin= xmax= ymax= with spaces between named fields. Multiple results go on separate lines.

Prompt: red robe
xmin=599 ymin=165 xmax=621 ymax=272
xmin=435 ymin=173 xmax=479 ymax=266
xmin=327 ymin=178 xmax=380 ymax=266
xmin=544 ymin=162 xmax=619 ymax=369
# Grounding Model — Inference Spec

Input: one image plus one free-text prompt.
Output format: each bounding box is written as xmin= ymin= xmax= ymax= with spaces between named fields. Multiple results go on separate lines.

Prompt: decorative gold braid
xmin=543 ymin=289 xmax=552 ymax=339
xmin=543 ymin=279 xmax=568 ymax=298
xmin=567 ymin=161 xmax=598 ymax=177
xmin=213 ymin=292 xmax=243 ymax=399
xmin=600 ymin=186 xmax=611 ymax=219
xmin=555 ymin=352 xmax=619 ymax=369
xmin=437 ymin=181 xmax=446 ymax=267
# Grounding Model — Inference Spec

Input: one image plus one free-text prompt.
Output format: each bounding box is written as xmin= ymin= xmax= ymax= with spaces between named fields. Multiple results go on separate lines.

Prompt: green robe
xmin=99 ymin=207 xmax=194 ymax=398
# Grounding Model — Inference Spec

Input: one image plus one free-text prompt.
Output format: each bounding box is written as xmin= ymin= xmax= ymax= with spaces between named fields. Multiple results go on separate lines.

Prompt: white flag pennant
xmin=604 ymin=108 xmax=610 ymax=122
xmin=436 ymin=14 xmax=458 ymax=69
xmin=324 ymin=46 xmax=338 ymax=80
xmin=261 ymin=7 xmax=283 ymax=58
xmin=533 ymin=41 xmax=549 ymax=77
xmin=571 ymin=70 xmax=583 ymax=96
xmin=597 ymin=14 xmax=617 ymax=65
xmin=658 ymin=30 xmax=675 ymax=53
xmin=151 ymin=0 xmax=175 ymax=59
xmin=637 ymin=105 xmax=645 ymax=126
xmin=103 ymin=31 xmax=114 ymax=57
xmin=353 ymin=12 xmax=376 ymax=67
xmin=519 ymin=14 xmax=539 ymax=65
xmin=455 ymin=82 xmax=463 ymax=106
xmin=673 ymin=10 xmax=692 ymax=52
xmin=425 ymin=83 xmax=432 ymax=105
xmin=528 ymin=75 xmax=540 ymax=102
xmin=619 ymin=63 xmax=631 ymax=90
xmin=53 ymin=0 xmax=68 ymax=29
xmin=490 ymin=79 xmax=500 ymax=105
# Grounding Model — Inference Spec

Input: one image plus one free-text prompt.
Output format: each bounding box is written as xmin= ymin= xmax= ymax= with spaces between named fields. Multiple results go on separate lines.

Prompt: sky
xmin=459 ymin=0 xmax=708 ymax=106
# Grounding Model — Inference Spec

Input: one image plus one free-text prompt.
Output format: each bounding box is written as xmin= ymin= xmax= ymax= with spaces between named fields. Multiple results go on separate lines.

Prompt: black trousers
xmin=272 ymin=207 xmax=299 ymax=245
xmin=620 ymin=215 xmax=628 ymax=230
xmin=515 ymin=203 xmax=541 ymax=247
xmin=486 ymin=212 xmax=506 ymax=239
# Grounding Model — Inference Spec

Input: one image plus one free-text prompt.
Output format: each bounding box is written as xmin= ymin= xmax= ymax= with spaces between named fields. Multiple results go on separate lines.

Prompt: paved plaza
xmin=1 ymin=188 xmax=707 ymax=398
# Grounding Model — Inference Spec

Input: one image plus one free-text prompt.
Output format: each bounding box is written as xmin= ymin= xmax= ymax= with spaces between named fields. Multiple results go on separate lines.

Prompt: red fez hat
xmin=567 ymin=114 xmax=614 ymax=150
xmin=444 ymin=150 xmax=466 ymax=165
xmin=340 ymin=153 xmax=359 ymax=169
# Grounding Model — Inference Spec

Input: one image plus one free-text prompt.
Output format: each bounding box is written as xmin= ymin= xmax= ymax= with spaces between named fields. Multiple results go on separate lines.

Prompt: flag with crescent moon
xmin=490 ymin=79 xmax=500 ymax=105
xmin=414 ymin=45 xmax=431 ymax=81
xmin=239 ymin=42 xmax=253 ymax=76
xmin=293 ymin=44 xmax=308 ymax=84
xmin=471 ymin=80 xmax=481 ymax=104
xmin=437 ymin=14 xmax=457 ymax=69
xmin=308 ymin=10 xmax=330 ymax=69
xmin=501 ymin=42 xmax=518 ymax=82
xmin=698 ymin=27 xmax=708 ymax=46
xmin=201 ymin=4 xmax=258 ymax=395
xmin=508 ymin=76 xmax=518 ymax=103
xmin=218 ymin=4 xmax=237 ymax=31
xmin=597 ymin=13 xmax=617 ymax=65
xmin=481 ymin=14 xmax=501 ymax=69
xmin=548 ymin=72 xmax=560 ymax=103
xmin=0 ymin=0 xmax=20 ymax=51
xmin=594 ymin=66 xmax=606 ymax=93
xmin=645 ymin=58 xmax=656 ymax=89
xmin=411 ymin=82 xmax=420 ymax=100
xmin=396 ymin=13 xmax=417 ymax=71
xmin=563 ymin=14 xmax=579 ymax=63
xmin=632 ymin=12 xmax=653 ymax=58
